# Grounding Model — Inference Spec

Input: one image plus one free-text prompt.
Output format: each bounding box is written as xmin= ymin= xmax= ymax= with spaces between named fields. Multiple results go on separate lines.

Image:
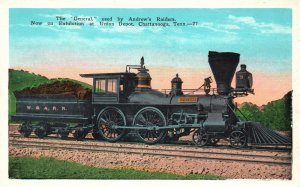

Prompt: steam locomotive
xmin=13 ymin=51 xmax=291 ymax=148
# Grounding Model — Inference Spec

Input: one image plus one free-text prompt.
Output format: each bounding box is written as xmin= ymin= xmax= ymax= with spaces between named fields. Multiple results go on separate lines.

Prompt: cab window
xmin=95 ymin=79 xmax=106 ymax=94
xmin=107 ymin=79 xmax=117 ymax=94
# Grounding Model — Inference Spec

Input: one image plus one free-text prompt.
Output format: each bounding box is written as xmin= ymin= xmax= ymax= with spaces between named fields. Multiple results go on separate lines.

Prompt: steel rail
xmin=11 ymin=143 xmax=291 ymax=166
xmin=9 ymin=133 xmax=292 ymax=152
xmin=10 ymin=140 xmax=291 ymax=160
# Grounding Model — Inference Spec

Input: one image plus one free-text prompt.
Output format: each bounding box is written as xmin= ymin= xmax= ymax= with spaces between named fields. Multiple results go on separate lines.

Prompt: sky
xmin=9 ymin=8 xmax=292 ymax=105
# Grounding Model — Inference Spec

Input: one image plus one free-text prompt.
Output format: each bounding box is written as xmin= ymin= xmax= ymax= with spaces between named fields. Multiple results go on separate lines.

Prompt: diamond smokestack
xmin=208 ymin=51 xmax=240 ymax=95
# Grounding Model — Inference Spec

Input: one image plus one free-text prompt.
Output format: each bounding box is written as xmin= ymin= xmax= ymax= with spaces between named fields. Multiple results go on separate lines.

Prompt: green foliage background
xmin=237 ymin=91 xmax=292 ymax=130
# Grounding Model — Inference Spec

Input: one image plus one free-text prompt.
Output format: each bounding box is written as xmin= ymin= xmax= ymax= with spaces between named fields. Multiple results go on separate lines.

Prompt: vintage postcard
xmin=1 ymin=1 xmax=299 ymax=187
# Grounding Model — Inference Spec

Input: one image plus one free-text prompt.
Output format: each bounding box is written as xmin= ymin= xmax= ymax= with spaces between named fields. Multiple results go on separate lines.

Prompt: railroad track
xmin=10 ymin=139 xmax=292 ymax=166
xmin=9 ymin=133 xmax=292 ymax=153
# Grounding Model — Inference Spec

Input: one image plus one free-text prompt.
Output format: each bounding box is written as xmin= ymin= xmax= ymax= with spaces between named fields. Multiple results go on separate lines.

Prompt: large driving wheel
xmin=192 ymin=129 xmax=208 ymax=147
xmin=97 ymin=107 xmax=126 ymax=142
xmin=229 ymin=130 xmax=247 ymax=148
xmin=133 ymin=107 xmax=167 ymax=144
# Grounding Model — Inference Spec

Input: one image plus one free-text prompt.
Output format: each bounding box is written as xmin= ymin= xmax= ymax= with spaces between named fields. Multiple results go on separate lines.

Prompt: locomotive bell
xmin=171 ymin=73 xmax=183 ymax=95
xmin=136 ymin=57 xmax=152 ymax=89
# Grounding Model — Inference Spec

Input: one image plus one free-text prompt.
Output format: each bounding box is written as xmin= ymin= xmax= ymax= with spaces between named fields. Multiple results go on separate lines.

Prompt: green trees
xmin=238 ymin=91 xmax=292 ymax=131
xmin=237 ymin=102 xmax=263 ymax=122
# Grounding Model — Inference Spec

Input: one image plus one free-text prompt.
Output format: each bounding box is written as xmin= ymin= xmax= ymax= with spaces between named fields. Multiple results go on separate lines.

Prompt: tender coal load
xmin=14 ymin=80 xmax=92 ymax=100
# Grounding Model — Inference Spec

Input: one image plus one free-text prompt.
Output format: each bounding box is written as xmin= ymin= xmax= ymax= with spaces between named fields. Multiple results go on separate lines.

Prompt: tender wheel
xmin=133 ymin=107 xmax=167 ymax=144
xmin=34 ymin=122 xmax=50 ymax=138
xmin=192 ymin=129 xmax=208 ymax=147
xmin=73 ymin=128 xmax=87 ymax=141
xmin=58 ymin=128 xmax=69 ymax=140
xmin=229 ymin=130 xmax=247 ymax=148
xmin=18 ymin=122 xmax=32 ymax=138
xmin=34 ymin=126 xmax=47 ymax=139
xmin=97 ymin=107 xmax=126 ymax=142
xmin=92 ymin=125 xmax=101 ymax=140
xmin=209 ymin=138 xmax=220 ymax=145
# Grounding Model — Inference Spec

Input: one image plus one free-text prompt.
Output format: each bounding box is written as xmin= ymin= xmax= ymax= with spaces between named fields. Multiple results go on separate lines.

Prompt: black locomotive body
xmin=13 ymin=51 xmax=291 ymax=147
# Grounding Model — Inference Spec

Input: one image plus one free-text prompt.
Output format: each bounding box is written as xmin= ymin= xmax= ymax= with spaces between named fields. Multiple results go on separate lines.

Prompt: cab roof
xmin=80 ymin=72 xmax=136 ymax=78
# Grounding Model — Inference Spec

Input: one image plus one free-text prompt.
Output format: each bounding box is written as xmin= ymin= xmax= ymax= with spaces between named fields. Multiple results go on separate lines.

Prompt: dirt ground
xmin=9 ymin=124 xmax=292 ymax=179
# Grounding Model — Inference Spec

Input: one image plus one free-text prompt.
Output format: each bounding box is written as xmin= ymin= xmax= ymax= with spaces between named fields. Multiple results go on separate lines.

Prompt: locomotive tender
xmin=13 ymin=51 xmax=291 ymax=148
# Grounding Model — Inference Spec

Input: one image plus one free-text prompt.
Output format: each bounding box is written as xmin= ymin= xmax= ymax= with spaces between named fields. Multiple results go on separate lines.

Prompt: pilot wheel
xmin=192 ymin=129 xmax=208 ymax=147
xmin=229 ymin=130 xmax=247 ymax=148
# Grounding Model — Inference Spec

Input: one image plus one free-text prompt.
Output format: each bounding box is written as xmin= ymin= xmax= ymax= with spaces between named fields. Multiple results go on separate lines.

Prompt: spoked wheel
xmin=209 ymin=138 xmax=220 ymax=145
xmin=133 ymin=107 xmax=167 ymax=144
xmin=229 ymin=130 xmax=247 ymax=148
xmin=73 ymin=128 xmax=87 ymax=141
xmin=34 ymin=122 xmax=49 ymax=139
xmin=34 ymin=127 xmax=46 ymax=139
xmin=164 ymin=132 xmax=180 ymax=143
xmin=58 ymin=128 xmax=69 ymax=140
xmin=18 ymin=122 xmax=32 ymax=138
xmin=97 ymin=107 xmax=126 ymax=142
xmin=192 ymin=129 xmax=209 ymax=147
xmin=92 ymin=125 xmax=101 ymax=140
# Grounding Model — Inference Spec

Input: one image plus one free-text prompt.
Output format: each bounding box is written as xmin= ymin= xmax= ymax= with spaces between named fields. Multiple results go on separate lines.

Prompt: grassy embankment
xmin=9 ymin=156 xmax=224 ymax=179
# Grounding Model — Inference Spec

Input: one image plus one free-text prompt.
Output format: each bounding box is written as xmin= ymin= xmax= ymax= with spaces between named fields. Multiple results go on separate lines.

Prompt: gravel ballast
xmin=9 ymin=125 xmax=292 ymax=179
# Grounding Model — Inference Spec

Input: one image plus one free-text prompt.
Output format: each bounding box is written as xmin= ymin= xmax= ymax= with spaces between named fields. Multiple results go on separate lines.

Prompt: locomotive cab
xmin=80 ymin=72 xmax=136 ymax=103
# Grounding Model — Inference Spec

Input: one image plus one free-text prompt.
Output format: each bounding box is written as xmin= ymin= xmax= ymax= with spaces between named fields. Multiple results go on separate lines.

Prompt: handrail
xmin=226 ymin=101 xmax=248 ymax=122
xmin=159 ymin=88 xmax=217 ymax=95
xmin=125 ymin=65 xmax=141 ymax=72
xmin=235 ymin=106 xmax=249 ymax=121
